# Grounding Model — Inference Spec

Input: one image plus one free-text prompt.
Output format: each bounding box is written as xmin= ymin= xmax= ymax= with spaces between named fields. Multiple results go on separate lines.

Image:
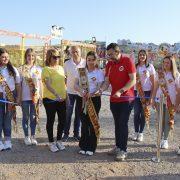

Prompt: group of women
xmin=0 ymin=46 xmax=179 ymax=157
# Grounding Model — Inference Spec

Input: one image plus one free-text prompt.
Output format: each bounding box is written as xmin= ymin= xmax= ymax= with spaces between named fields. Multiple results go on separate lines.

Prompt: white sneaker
xmin=107 ymin=146 xmax=119 ymax=156
xmin=24 ymin=137 xmax=32 ymax=146
xmin=79 ymin=150 xmax=86 ymax=155
xmin=49 ymin=142 xmax=59 ymax=152
xmin=160 ymin=139 xmax=164 ymax=148
xmin=115 ymin=150 xmax=127 ymax=161
xmin=132 ymin=132 xmax=138 ymax=141
xmin=0 ymin=141 xmax=5 ymax=151
xmin=86 ymin=151 xmax=94 ymax=156
xmin=56 ymin=141 xmax=65 ymax=150
xmin=161 ymin=140 xmax=168 ymax=149
xmin=31 ymin=136 xmax=38 ymax=145
xmin=177 ymin=147 xmax=180 ymax=155
xmin=137 ymin=133 xmax=143 ymax=142
xmin=4 ymin=140 xmax=12 ymax=150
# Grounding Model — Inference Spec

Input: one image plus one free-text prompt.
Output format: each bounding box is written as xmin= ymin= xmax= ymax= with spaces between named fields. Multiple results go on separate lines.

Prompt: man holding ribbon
xmin=100 ymin=43 xmax=136 ymax=161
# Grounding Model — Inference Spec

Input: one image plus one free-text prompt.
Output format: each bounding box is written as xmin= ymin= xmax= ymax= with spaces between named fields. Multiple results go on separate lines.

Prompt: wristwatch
xmin=119 ymin=89 xmax=124 ymax=94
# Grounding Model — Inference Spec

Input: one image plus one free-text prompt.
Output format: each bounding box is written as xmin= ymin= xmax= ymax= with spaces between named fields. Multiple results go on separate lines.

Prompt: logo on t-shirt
xmin=91 ymin=77 xmax=96 ymax=81
xmin=143 ymin=70 xmax=147 ymax=75
xmin=168 ymin=79 xmax=173 ymax=84
xmin=119 ymin=66 xmax=124 ymax=72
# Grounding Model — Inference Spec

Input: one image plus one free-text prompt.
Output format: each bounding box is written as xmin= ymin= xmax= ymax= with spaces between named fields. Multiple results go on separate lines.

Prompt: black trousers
xmin=43 ymin=98 xmax=66 ymax=142
xmin=110 ymin=101 xmax=132 ymax=152
xmin=79 ymin=96 xmax=101 ymax=152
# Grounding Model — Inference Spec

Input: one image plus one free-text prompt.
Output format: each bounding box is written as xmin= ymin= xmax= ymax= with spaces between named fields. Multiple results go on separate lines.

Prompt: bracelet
xmin=119 ymin=89 xmax=124 ymax=94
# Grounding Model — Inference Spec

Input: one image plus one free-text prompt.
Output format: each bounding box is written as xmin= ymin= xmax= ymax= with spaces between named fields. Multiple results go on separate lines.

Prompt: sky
xmin=0 ymin=0 xmax=180 ymax=45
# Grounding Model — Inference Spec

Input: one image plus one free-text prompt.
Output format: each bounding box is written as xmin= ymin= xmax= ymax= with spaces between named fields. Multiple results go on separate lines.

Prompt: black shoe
xmin=73 ymin=135 xmax=80 ymax=141
xmin=62 ymin=135 xmax=69 ymax=142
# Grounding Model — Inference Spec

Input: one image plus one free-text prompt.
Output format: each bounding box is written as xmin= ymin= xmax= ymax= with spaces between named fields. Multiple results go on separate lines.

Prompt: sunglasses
xmin=52 ymin=55 xmax=60 ymax=59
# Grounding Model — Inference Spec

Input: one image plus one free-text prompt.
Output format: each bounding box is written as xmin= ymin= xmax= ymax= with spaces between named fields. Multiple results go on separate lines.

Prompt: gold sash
xmin=158 ymin=70 xmax=175 ymax=130
xmin=0 ymin=72 xmax=17 ymax=131
xmin=78 ymin=68 xmax=100 ymax=139
xmin=20 ymin=65 xmax=41 ymax=132
xmin=136 ymin=73 xmax=151 ymax=126
xmin=21 ymin=65 xmax=39 ymax=104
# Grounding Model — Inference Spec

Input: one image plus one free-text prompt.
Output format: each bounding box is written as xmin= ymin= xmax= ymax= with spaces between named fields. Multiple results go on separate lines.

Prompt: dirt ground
xmin=0 ymin=95 xmax=180 ymax=180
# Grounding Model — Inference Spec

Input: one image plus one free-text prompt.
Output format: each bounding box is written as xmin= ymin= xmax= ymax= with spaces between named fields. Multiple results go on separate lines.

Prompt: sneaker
xmin=79 ymin=150 xmax=86 ymax=155
xmin=49 ymin=142 xmax=59 ymax=152
xmin=160 ymin=139 xmax=164 ymax=148
xmin=131 ymin=132 xmax=138 ymax=141
xmin=137 ymin=133 xmax=143 ymax=142
xmin=56 ymin=141 xmax=65 ymax=150
xmin=31 ymin=136 xmax=38 ymax=145
xmin=115 ymin=150 xmax=127 ymax=161
xmin=0 ymin=141 xmax=4 ymax=151
xmin=73 ymin=135 xmax=80 ymax=142
xmin=107 ymin=146 xmax=119 ymax=156
xmin=177 ymin=147 xmax=180 ymax=155
xmin=62 ymin=135 xmax=69 ymax=142
xmin=86 ymin=151 xmax=94 ymax=156
xmin=161 ymin=140 xmax=168 ymax=149
xmin=4 ymin=140 xmax=12 ymax=150
xmin=24 ymin=137 xmax=32 ymax=146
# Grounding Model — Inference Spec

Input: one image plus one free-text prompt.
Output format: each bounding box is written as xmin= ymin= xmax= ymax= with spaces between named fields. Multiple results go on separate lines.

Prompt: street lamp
xmin=92 ymin=36 xmax=96 ymax=44
xmin=51 ymin=25 xmax=64 ymax=40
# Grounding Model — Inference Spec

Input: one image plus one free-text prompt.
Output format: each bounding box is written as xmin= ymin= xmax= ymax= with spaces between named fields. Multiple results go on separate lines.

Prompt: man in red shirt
xmin=100 ymin=43 xmax=136 ymax=161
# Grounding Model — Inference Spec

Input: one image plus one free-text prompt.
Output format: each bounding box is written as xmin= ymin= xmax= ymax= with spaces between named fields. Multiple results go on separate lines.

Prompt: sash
xmin=78 ymin=68 xmax=100 ymax=139
xmin=0 ymin=72 xmax=17 ymax=131
xmin=21 ymin=65 xmax=41 ymax=132
xmin=158 ymin=70 xmax=175 ymax=130
xmin=136 ymin=73 xmax=151 ymax=126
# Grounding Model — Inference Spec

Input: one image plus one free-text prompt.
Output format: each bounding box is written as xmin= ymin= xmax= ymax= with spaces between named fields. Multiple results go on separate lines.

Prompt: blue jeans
xmin=133 ymin=90 xmax=151 ymax=133
xmin=22 ymin=100 xmax=37 ymax=137
xmin=64 ymin=94 xmax=82 ymax=137
xmin=110 ymin=101 xmax=132 ymax=152
xmin=0 ymin=99 xmax=15 ymax=140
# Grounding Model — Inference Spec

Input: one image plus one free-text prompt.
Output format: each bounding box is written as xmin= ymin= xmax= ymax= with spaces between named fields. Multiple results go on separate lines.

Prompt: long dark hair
xmin=0 ymin=48 xmax=16 ymax=79
xmin=162 ymin=55 xmax=179 ymax=79
xmin=136 ymin=49 xmax=149 ymax=68
xmin=86 ymin=51 xmax=98 ymax=69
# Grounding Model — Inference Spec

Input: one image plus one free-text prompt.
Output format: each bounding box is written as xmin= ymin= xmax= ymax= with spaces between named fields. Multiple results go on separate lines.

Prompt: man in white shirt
xmin=63 ymin=46 xmax=86 ymax=141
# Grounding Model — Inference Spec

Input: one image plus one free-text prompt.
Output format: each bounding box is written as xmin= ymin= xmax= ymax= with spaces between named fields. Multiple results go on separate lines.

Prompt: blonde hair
xmin=24 ymin=48 xmax=36 ymax=65
xmin=45 ymin=48 xmax=60 ymax=66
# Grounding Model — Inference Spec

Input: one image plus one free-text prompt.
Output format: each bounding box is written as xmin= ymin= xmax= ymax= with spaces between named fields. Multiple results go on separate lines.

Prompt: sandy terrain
xmin=0 ymin=95 xmax=180 ymax=180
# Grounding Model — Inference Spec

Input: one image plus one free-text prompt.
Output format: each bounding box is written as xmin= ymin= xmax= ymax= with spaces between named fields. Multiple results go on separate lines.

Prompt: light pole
xmin=92 ymin=36 xmax=96 ymax=44
xmin=50 ymin=25 xmax=65 ymax=65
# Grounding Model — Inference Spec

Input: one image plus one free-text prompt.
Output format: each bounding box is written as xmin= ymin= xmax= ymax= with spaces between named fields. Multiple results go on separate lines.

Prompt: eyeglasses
xmin=106 ymin=53 xmax=113 ymax=58
xmin=106 ymin=50 xmax=119 ymax=58
xmin=52 ymin=55 xmax=60 ymax=59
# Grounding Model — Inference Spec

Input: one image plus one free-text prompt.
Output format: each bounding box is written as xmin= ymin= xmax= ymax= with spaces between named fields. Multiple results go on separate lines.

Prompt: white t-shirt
xmin=19 ymin=65 xmax=42 ymax=101
xmin=87 ymin=69 xmax=105 ymax=94
xmin=0 ymin=66 xmax=20 ymax=94
xmin=64 ymin=58 xmax=86 ymax=94
xmin=136 ymin=64 xmax=156 ymax=91
xmin=156 ymin=72 xmax=180 ymax=105
xmin=76 ymin=68 xmax=105 ymax=95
